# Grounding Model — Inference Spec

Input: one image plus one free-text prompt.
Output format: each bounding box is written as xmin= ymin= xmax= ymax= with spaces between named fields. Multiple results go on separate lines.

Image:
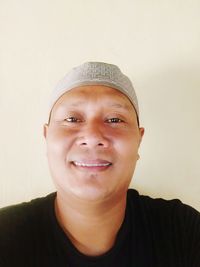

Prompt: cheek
xmin=46 ymin=130 xmax=73 ymax=159
xmin=114 ymin=135 xmax=139 ymax=157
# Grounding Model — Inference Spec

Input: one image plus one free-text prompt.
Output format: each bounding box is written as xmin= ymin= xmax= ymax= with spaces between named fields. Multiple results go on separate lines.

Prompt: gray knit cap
xmin=49 ymin=62 xmax=139 ymax=123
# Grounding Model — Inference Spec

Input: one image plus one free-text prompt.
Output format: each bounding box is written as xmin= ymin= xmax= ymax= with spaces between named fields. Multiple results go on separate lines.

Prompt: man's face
xmin=44 ymin=85 xmax=144 ymax=202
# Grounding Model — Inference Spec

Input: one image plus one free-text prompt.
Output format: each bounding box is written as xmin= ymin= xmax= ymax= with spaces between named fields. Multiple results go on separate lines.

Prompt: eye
xmin=64 ymin=117 xmax=82 ymax=123
xmin=106 ymin=118 xmax=123 ymax=123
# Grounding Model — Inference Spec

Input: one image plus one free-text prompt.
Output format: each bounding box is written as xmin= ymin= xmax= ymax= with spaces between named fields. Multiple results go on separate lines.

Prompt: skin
xmin=44 ymin=85 xmax=144 ymax=256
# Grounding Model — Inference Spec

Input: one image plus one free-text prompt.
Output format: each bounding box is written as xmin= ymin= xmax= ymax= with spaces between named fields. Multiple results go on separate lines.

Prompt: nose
xmin=76 ymin=124 xmax=109 ymax=149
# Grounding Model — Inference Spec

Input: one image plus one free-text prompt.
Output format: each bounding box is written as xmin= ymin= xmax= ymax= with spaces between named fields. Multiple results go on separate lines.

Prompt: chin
xmin=69 ymin=185 xmax=112 ymax=202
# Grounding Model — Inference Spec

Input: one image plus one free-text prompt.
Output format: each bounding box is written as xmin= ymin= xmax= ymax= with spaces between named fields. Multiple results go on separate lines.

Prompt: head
xmin=44 ymin=62 xmax=144 ymax=203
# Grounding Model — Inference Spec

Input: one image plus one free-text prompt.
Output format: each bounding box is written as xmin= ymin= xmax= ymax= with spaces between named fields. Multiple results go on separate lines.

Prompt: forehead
xmin=53 ymin=85 xmax=134 ymax=111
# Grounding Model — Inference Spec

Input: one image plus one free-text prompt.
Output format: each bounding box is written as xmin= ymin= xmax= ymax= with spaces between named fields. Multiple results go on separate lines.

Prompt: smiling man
xmin=0 ymin=62 xmax=200 ymax=266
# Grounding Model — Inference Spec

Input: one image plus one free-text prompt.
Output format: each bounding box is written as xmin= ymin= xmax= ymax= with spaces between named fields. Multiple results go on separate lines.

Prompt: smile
xmin=73 ymin=162 xmax=112 ymax=167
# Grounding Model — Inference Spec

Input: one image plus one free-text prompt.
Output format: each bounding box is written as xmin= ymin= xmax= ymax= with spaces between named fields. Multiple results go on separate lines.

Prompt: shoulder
xmin=0 ymin=192 xmax=56 ymax=244
xmin=127 ymin=188 xmax=200 ymax=217
xmin=0 ymin=193 xmax=56 ymax=265
xmin=127 ymin=189 xmax=200 ymax=264
xmin=0 ymin=192 xmax=56 ymax=225
xmin=127 ymin=188 xmax=200 ymax=235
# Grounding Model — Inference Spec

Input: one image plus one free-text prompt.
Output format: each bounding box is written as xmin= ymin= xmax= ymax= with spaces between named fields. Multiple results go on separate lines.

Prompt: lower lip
xmin=71 ymin=163 xmax=112 ymax=172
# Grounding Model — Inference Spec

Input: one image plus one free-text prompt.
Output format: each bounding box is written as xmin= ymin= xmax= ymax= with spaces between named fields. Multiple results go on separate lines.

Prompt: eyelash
xmin=64 ymin=117 xmax=124 ymax=123
xmin=64 ymin=117 xmax=82 ymax=123
xmin=106 ymin=118 xmax=123 ymax=123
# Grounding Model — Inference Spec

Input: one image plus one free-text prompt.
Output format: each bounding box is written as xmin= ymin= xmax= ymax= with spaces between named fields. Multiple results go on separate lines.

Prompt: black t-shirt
xmin=0 ymin=189 xmax=200 ymax=267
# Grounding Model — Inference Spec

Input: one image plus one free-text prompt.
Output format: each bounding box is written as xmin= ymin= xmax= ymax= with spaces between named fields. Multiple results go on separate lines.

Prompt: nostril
xmin=79 ymin=142 xmax=105 ymax=147
xmin=77 ymin=136 xmax=109 ymax=148
xmin=98 ymin=143 xmax=104 ymax=146
xmin=81 ymin=142 xmax=87 ymax=145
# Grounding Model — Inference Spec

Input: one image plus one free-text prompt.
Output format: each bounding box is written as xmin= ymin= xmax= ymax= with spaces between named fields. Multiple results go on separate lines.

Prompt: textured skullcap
xmin=49 ymin=62 xmax=139 ymax=123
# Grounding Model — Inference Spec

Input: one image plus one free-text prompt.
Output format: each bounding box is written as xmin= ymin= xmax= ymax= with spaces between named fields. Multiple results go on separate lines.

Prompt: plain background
xmin=0 ymin=0 xmax=199 ymax=211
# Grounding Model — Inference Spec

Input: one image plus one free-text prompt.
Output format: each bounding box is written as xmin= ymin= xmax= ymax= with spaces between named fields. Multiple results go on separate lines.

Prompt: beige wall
xmin=0 ymin=0 xmax=199 ymax=211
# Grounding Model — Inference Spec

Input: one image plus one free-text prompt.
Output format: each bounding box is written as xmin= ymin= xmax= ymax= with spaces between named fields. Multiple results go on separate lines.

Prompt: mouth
xmin=71 ymin=160 xmax=112 ymax=171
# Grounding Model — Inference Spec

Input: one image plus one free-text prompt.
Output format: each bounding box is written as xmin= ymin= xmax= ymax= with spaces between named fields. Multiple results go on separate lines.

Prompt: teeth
xmin=74 ymin=162 xmax=111 ymax=167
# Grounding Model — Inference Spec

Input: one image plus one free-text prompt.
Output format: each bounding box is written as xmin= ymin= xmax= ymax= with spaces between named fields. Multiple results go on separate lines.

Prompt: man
xmin=0 ymin=62 xmax=199 ymax=266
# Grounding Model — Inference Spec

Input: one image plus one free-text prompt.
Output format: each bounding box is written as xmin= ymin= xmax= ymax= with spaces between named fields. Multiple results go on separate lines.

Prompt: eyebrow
xmin=109 ymin=103 xmax=132 ymax=111
xmin=63 ymin=101 xmax=86 ymax=107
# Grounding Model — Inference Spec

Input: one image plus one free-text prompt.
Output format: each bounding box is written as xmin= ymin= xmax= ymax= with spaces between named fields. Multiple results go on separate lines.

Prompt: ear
xmin=137 ymin=127 xmax=144 ymax=160
xmin=138 ymin=127 xmax=145 ymax=145
xmin=43 ymin=123 xmax=49 ymax=139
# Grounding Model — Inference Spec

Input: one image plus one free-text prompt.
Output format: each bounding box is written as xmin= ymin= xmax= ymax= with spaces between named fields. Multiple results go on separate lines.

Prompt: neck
xmin=55 ymin=191 xmax=127 ymax=256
